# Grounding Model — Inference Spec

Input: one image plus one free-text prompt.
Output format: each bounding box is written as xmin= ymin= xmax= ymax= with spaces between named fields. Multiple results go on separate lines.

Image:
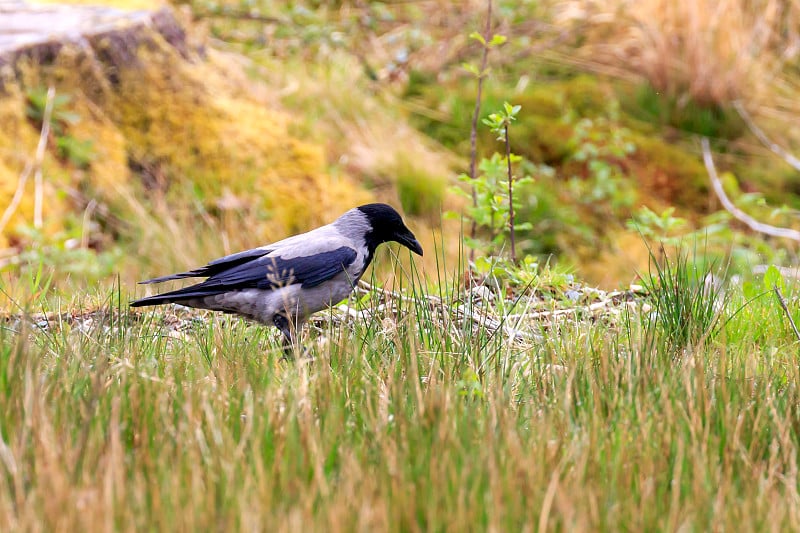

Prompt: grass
xmin=553 ymin=0 xmax=797 ymax=105
xmin=2 ymin=247 xmax=800 ymax=531
xmin=639 ymin=244 xmax=727 ymax=358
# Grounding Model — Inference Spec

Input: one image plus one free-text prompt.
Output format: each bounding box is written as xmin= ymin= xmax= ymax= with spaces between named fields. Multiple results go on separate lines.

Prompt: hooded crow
xmin=131 ymin=203 xmax=423 ymax=354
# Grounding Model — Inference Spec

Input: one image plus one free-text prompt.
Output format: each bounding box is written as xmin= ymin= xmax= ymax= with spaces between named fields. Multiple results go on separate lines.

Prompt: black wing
xmin=139 ymin=247 xmax=273 ymax=284
xmin=213 ymin=247 xmax=358 ymax=289
xmin=131 ymin=246 xmax=358 ymax=307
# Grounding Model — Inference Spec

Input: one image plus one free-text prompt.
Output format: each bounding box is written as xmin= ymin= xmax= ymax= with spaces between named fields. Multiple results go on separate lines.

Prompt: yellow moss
xmin=107 ymin=47 xmax=372 ymax=235
xmin=560 ymin=75 xmax=614 ymax=116
xmin=632 ymin=135 xmax=709 ymax=211
xmin=65 ymin=94 xmax=130 ymax=192
xmin=575 ymin=231 xmax=651 ymax=288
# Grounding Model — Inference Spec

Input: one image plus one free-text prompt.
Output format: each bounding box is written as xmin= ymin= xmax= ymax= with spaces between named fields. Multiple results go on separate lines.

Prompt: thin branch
xmin=467 ymin=0 xmax=493 ymax=260
xmin=733 ymin=100 xmax=800 ymax=173
xmin=0 ymin=87 xmax=55 ymax=235
xmin=504 ymin=123 xmax=516 ymax=263
xmin=773 ymin=285 xmax=800 ymax=344
xmin=701 ymin=137 xmax=800 ymax=241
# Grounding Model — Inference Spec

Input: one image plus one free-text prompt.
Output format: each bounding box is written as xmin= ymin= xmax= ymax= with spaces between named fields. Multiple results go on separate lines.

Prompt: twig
xmin=467 ymin=0 xmax=493 ymax=260
xmin=504 ymin=123 xmax=516 ymax=263
xmin=733 ymin=101 xmax=800 ymax=173
xmin=701 ymin=137 xmax=800 ymax=241
xmin=772 ymin=285 xmax=800 ymax=343
xmin=0 ymin=87 xmax=55 ymax=235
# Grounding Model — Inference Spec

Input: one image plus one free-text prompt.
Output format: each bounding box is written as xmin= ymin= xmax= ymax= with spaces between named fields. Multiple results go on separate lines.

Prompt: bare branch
xmin=468 ymin=0 xmax=493 ymax=259
xmin=701 ymin=137 xmax=800 ymax=241
xmin=0 ymin=86 xmax=55 ymax=235
xmin=504 ymin=123 xmax=516 ymax=263
xmin=733 ymin=100 xmax=800 ymax=173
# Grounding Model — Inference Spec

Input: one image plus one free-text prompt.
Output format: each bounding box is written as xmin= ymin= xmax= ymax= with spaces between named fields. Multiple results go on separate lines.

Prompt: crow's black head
xmin=357 ymin=203 xmax=423 ymax=257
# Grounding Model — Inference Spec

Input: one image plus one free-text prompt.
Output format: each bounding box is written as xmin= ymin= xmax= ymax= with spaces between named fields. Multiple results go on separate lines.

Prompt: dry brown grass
xmin=554 ymin=0 xmax=800 ymax=105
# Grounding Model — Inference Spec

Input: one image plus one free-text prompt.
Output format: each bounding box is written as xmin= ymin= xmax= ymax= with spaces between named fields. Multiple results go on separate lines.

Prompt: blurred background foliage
xmin=2 ymin=0 xmax=800 ymax=300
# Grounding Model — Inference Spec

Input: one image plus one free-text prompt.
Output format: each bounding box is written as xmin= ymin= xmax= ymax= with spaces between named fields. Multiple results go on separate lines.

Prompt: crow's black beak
xmin=398 ymin=232 xmax=424 ymax=256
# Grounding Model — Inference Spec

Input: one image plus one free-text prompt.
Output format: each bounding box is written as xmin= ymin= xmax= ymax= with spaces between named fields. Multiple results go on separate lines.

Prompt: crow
xmin=131 ymin=203 xmax=423 ymax=355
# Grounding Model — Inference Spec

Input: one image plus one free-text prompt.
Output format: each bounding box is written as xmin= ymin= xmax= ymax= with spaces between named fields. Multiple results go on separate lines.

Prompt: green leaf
xmin=461 ymin=62 xmax=480 ymax=76
xmin=56 ymin=135 xmax=95 ymax=168
xmin=469 ymin=31 xmax=486 ymax=46
xmin=474 ymin=255 xmax=493 ymax=273
xmin=450 ymin=187 xmax=471 ymax=199
xmin=58 ymin=111 xmax=81 ymax=126
xmin=764 ymin=265 xmax=784 ymax=291
xmin=489 ymin=34 xmax=507 ymax=47
xmin=742 ymin=280 xmax=759 ymax=301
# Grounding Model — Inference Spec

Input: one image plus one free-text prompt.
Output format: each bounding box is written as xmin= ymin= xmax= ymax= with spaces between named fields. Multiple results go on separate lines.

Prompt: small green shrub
xmin=566 ymin=115 xmax=637 ymax=214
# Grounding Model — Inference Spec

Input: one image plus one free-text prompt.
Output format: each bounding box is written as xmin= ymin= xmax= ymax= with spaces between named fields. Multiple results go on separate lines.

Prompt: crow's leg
xmin=273 ymin=313 xmax=297 ymax=359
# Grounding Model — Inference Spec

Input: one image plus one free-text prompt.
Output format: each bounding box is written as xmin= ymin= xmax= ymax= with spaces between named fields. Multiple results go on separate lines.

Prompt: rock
xmin=0 ymin=3 xmax=189 ymax=78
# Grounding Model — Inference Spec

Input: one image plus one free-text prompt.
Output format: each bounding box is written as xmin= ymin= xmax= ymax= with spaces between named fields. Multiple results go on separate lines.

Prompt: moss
xmin=409 ymin=72 xmax=720 ymax=213
xmin=629 ymin=134 xmax=709 ymax=212
xmin=1 ymin=20 xmax=374 ymax=252
xmin=406 ymin=70 xmax=731 ymax=279
xmin=559 ymin=74 xmax=613 ymax=117
xmin=106 ymin=47 xmax=372 ymax=235
xmin=408 ymin=75 xmax=615 ymax=165
xmin=393 ymin=156 xmax=446 ymax=218
xmin=621 ymin=83 xmax=745 ymax=139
